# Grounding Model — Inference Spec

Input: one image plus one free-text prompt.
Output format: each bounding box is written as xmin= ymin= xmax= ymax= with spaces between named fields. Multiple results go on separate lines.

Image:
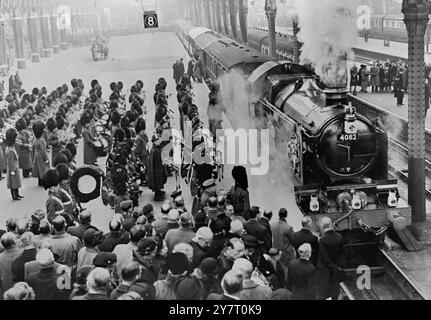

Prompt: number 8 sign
xmin=144 ymin=11 xmax=159 ymax=29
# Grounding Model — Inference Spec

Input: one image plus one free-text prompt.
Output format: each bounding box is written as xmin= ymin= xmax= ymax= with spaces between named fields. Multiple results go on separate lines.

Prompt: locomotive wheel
xmin=70 ymin=165 xmax=103 ymax=203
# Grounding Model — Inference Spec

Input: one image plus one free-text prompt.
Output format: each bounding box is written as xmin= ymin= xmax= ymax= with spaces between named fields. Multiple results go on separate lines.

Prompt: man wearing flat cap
xmin=27 ymin=248 xmax=70 ymax=300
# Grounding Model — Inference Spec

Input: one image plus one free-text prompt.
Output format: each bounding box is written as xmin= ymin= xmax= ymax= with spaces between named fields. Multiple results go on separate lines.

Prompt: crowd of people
xmin=0 ymin=63 xmax=347 ymax=301
xmin=350 ymin=60 xmax=431 ymax=114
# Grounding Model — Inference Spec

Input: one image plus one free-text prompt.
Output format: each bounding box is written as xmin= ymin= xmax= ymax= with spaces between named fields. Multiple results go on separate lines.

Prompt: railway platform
xmin=353 ymin=92 xmax=431 ymax=130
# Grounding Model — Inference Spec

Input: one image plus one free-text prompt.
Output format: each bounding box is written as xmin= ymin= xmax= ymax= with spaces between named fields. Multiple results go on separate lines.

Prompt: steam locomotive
xmin=174 ymin=19 xmax=411 ymax=240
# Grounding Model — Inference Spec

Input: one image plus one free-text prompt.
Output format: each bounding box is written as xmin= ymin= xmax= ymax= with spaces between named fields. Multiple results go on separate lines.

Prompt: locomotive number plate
xmin=339 ymin=134 xmax=357 ymax=141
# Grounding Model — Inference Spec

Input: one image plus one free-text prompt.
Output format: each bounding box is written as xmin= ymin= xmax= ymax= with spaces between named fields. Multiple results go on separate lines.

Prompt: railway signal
xmin=143 ymin=11 xmax=159 ymax=29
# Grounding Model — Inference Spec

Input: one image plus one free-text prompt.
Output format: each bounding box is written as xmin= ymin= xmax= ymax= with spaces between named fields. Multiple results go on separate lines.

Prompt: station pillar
xmin=214 ymin=0 xmax=222 ymax=33
xmin=221 ymin=0 xmax=230 ymax=35
xmin=50 ymin=15 xmax=61 ymax=54
xmin=204 ymin=0 xmax=212 ymax=29
xmin=39 ymin=13 xmax=52 ymax=57
xmin=228 ymin=0 xmax=238 ymax=39
xmin=11 ymin=9 xmax=26 ymax=69
xmin=265 ymin=0 xmax=277 ymax=58
xmin=238 ymin=0 xmax=248 ymax=43
xmin=402 ymin=0 xmax=428 ymax=223
xmin=0 ymin=13 xmax=8 ymax=75
xmin=27 ymin=10 xmax=41 ymax=62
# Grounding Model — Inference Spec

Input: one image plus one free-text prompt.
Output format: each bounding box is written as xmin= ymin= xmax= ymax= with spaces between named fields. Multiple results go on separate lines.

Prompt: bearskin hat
xmin=91 ymin=79 xmax=99 ymax=89
xmin=32 ymin=121 xmax=45 ymax=139
xmin=232 ymin=166 xmax=248 ymax=190
xmin=117 ymin=81 xmax=123 ymax=89
xmin=5 ymin=128 xmax=17 ymax=146
xmin=90 ymin=94 xmax=98 ymax=103
xmin=62 ymin=84 xmax=69 ymax=94
xmin=110 ymin=82 xmax=117 ymax=91
xmin=56 ymin=115 xmax=65 ymax=130
xmin=120 ymin=116 xmax=130 ymax=129
xmin=15 ymin=118 xmax=26 ymax=132
xmin=130 ymin=85 xmax=137 ymax=93
xmin=56 ymin=163 xmax=69 ymax=181
xmin=22 ymin=93 xmax=31 ymax=103
xmin=65 ymin=142 xmax=77 ymax=158
xmin=110 ymin=99 xmax=119 ymax=110
xmin=131 ymin=101 xmax=143 ymax=115
xmin=135 ymin=118 xmax=146 ymax=134
xmin=8 ymin=103 xmax=16 ymax=116
xmin=109 ymin=91 xmax=119 ymax=101
xmin=71 ymin=78 xmax=78 ymax=88
xmin=46 ymin=118 xmax=57 ymax=132
xmin=96 ymin=90 xmax=102 ymax=99
xmin=80 ymin=114 xmax=92 ymax=126
xmin=42 ymin=169 xmax=59 ymax=190
xmin=126 ymin=110 xmax=137 ymax=123
xmin=110 ymin=110 xmax=121 ymax=125
xmin=114 ymin=128 xmax=125 ymax=142
xmin=53 ymin=153 xmax=68 ymax=167
xmin=32 ymin=87 xmax=40 ymax=96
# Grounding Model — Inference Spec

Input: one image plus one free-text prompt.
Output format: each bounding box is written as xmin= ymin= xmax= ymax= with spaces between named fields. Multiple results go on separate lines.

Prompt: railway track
xmin=349 ymin=94 xmax=431 ymax=199
xmin=339 ymin=244 xmax=425 ymax=300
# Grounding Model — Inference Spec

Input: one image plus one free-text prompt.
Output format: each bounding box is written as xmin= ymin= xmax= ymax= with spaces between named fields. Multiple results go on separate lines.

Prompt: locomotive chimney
xmin=323 ymin=88 xmax=349 ymax=106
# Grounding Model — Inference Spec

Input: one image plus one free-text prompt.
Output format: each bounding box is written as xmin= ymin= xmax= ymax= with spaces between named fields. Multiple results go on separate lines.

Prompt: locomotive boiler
xmin=173 ymin=19 xmax=411 ymax=240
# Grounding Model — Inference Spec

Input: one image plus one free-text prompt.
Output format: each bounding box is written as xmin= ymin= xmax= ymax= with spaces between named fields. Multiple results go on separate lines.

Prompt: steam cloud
xmin=294 ymin=0 xmax=357 ymax=87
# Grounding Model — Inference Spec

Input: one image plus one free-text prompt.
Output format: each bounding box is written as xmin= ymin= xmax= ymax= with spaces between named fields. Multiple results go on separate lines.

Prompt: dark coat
xmin=226 ymin=186 xmax=250 ymax=219
xmin=257 ymin=255 xmax=286 ymax=290
xmin=147 ymin=145 xmax=166 ymax=192
xmin=27 ymin=267 xmax=69 ymax=300
xmin=316 ymin=230 xmax=345 ymax=300
xmin=292 ymin=228 xmax=319 ymax=266
xmin=0 ymin=144 xmax=5 ymax=171
xmin=259 ymin=217 xmax=272 ymax=239
xmin=270 ymin=218 xmax=295 ymax=268
xmin=244 ymin=219 xmax=272 ymax=253
xmin=16 ymin=130 xmax=32 ymax=170
xmin=31 ymin=138 xmax=49 ymax=179
xmin=11 ymin=248 xmax=37 ymax=282
xmin=6 ymin=146 xmax=21 ymax=189
xmin=46 ymin=130 xmax=62 ymax=165
xmin=189 ymin=240 xmax=208 ymax=269
xmin=68 ymin=223 xmax=98 ymax=241
xmin=82 ymin=127 xmax=97 ymax=165
xmin=287 ymin=258 xmax=317 ymax=300
xmin=98 ymin=231 xmax=128 ymax=252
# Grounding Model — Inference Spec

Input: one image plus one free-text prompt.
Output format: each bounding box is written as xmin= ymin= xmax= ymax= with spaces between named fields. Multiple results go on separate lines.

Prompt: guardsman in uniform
xmin=56 ymin=163 xmax=77 ymax=225
xmin=15 ymin=118 xmax=33 ymax=178
xmin=5 ymin=128 xmax=23 ymax=200
xmin=81 ymin=114 xmax=98 ymax=166
xmin=31 ymin=121 xmax=50 ymax=187
xmin=46 ymin=117 xmax=62 ymax=165
xmin=43 ymin=169 xmax=65 ymax=224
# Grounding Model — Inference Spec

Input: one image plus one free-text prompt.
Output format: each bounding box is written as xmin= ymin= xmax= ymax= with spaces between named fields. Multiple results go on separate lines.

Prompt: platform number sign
xmin=144 ymin=11 xmax=159 ymax=29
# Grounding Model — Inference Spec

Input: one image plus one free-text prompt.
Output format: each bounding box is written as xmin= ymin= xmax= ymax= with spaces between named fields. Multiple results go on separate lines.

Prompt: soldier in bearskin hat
xmin=5 ymin=128 xmax=23 ymax=200
xmin=46 ymin=117 xmax=62 ymax=165
xmin=15 ymin=118 xmax=33 ymax=178
xmin=43 ymin=168 xmax=65 ymax=224
xmin=56 ymin=163 xmax=77 ymax=226
xmin=148 ymin=135 xmax=167 ymax=201
xmin=226 ymin=166 xmax=250 ymax=220
xmin=31 ymin=121 xmax=49 ymax=186
xmin=134 ymin=118 xmax=149 ymax=186
xmin=81 ymin=113 xmax=98 ymax=166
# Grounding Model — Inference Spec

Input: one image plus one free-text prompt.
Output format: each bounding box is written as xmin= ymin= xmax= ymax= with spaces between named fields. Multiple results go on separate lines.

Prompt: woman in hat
xmin=15 ymin=118 xmax=33 ymax=178
xmin=5 ymin=128 xmax=23 ymax=200
xmin=226 ymin=166 xmax=250 ymax=220
xmin=81 ymin=114 xmax=98 ymax=166
xmin=31 ymin=121 xmax=49 ymax=186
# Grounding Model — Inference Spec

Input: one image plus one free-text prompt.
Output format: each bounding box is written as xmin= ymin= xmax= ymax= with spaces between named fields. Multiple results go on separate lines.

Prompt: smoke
xmin=294 ymin=0 xmax=357 ymax=87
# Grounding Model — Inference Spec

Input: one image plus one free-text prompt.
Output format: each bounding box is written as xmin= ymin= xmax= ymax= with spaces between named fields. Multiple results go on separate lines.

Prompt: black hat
xmin=199 ymin=257 xmax=218 ymax=276
xmin=65 ymin=142 xmax=77 ymax=158
xmin=166 ymin=252 xmax=190 ymax=275
xmin=93 ymin=252 xmax=117 ymax=268
xmin=46 ymin=118 xmax=57 ymax=131
xmin=53 ymin=153 xmax=68 ymax=167
xmin=141 ymin=203 xmax=153 ymax=216
xmin=174 ymin=278 xmax=204 ymax=300
xmin=5 ymin=128 xmax=17 ymax=147
xmin=43 ymin=169 xmax=60 ymax=190
xmin=32 ymin=120 xmax=45 ymax=139
xmin=56 ymin=163 xmax=69 ymax=181
xmin=15 ymin=118 xmax=26 ymax=131
xmin=136 ymin=237 xmax=158 ymax=256
xmin=242 ymin=234 xmax=259 ymax=249
xmin=80 ymin=114 xmax=91 ymax=126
